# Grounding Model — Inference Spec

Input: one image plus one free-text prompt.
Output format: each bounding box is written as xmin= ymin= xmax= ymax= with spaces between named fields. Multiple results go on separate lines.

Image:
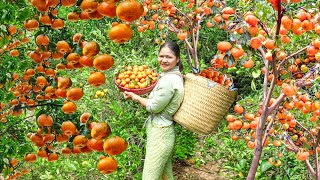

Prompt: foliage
xmin=0 ymin=0 xmax=320 ymax=179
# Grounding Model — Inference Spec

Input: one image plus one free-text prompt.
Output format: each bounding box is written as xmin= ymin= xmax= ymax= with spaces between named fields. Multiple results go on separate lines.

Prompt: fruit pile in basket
xmin=199 ymin=67 xmax=233 ymax=89
xmin=114 ymin=65 xmax=159 ymax=95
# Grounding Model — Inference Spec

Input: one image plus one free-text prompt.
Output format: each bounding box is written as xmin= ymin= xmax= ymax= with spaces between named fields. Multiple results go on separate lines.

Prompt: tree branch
xmin=296 ymin=120 xmax=315 ymax=140
xmin=267 ymin=93 xmax=285 ymax=113
xmin=258 ymin=21 xmax=270 ymax=37
xmin=284 ymin=133 xmax=316 ymax=177
xmin=174 ymin=6 xmax=193 ymax=28
xmin=315 ymin=129 xmax=320 ymax=179
xmin=258 ymin=47 xmax=269 ymax=99
xmin=277 ymin=45 xmax=310 ymax=71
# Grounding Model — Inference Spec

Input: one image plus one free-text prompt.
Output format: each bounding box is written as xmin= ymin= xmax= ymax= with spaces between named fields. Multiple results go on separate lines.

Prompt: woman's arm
xmin=123 ymin=91 xmax=148 ymax=107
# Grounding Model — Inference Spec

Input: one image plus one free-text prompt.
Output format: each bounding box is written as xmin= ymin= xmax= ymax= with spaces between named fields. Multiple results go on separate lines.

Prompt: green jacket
xmin=146 ymin=66 xmax=184 ymax=127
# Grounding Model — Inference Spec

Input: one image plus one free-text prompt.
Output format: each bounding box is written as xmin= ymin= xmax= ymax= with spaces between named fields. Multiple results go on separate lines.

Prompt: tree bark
xmin=246 ymin=110 xmax=268 ymax=180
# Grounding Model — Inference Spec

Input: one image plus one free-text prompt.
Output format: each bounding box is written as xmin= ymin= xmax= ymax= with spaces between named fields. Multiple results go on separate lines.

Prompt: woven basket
xmin=173 ymin=73 xmax=237 ymax=135
xmin=114 ymin=78 xmax=158 ymax=95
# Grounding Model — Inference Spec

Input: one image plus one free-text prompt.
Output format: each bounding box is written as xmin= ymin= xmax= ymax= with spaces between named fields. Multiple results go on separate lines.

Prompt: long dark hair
xmin=160 ymin=41 xmax=184 ymax=72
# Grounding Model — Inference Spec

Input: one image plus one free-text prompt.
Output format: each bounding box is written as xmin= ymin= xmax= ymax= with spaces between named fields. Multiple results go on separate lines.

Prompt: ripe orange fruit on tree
xmin=93 ymin=54 xmax=114 ymax=70
xmin=292 ymin=19 xmax=301 ymax=31
xmin=30 ymin=134 xmax=44 ymax=147
xmin=250 ymin=37 xmax=262 ymax=50
xmin=72 ymin=147 xmax=82 ymax=154
xmin=97 ymin=2 xmax=116 ymax=18
xmin=61 ymin=147 xmax=72 ymax=155
xmin=80 ymin=0 xmax=98 ymax=13
xmin=226 ymin=114 xmax=235 ymax=122
xmin=81 ymin=146 xmax=93 ymax=153
xmin=67 ymin=12 xmax=79 ymax=22
xmin=37 ymin=149 xmax=48 ymax=158
xmin=79 ymin=113 xmax=91 ymax=124
xmin=61 ymin=0 xmax=77 ymax=7
xmin=73 ymin=135 xmax=88 ymax=148
xmin=82 ymin=41 xmax=100 ymax=57
xmin=116 ymin=0 xmax=144 ymax=22
xmin=296 ymin=151 xmax=309 ymax=161
xmin=36 ymin=76 xmax=48 ymax=87
xmin=281 ymin=16 xmax=292 ymax=30
xmin=24 ymin=154 xmax=37 ymax=162
xmin=217 ymin=41 xmax=232 ymax=52
xmin=88 ymin=10 xmax=104 ymax=20
xmin=61 ymin=121 xmax=77 ymax=136
xmin=73 ymin=33 xmax=83 ymax=43
xmin=87 ymin=138 xmax=104 ymax=152
xmin=57 ymin=77 xmax=72 ymax=89
xmin=247 ymin=141 xmax=255 ymax=149
xmin=91 ymin=122 xmax=111 ymax=140
xmin=234 ymin=104 xmax=244 ymax=114
xmin=243 ymin=58 xmax=254 ymax=68
xmin=10 ymin=50 xmax=19 ymax=57
xmin=88 ymin=72 xmax=106 ymax=86
xmin=103 ymin=136 xmax=128 ymax=155
xmin=273 ymin=140 xmax=281 ymax=147
xmin=264 ymin=39 xmax=276 ymax=50
xmin=79 ymin=11 xmax=90 ymax=20
xmin=222 ymin=7 xmax=235 ymax=14
xmin=37 ymin=114 xmax=53 ymax=127
xmin=10 ymin=158 xmax=18 ymax=167
xmin=56 ymin=41 xmax=70 ymax=54
xmin=66 ymin=88 xmax=84 ymax=101
xmin=56 ymin=133 xmax=69 ymax=143
xmin=230 ymin=47 xmax=244 ymax=59
xmin=245 ymin=14 xmax=258 ymax=26
xmin=44 ymin=86 xmax=55 ymax=96
xmin=36 ymin=35 xmax=49 ymax=46
xmin=232 ymin=120 xmax=242 ymax=130
xmin=79 ymin=56 xmax=94 ymax=67
xmin=48 ymin=152 xmax=59 ymax=162
xmin=7 ymin=25 xmax=17 ymax=35
xmin=244 ymin=113 xmax=255 ymax=121
xmin=39 ymin=14 xmax=52 ymax=25
xmin=97 ymin=157 xmax=118 ymax=174
xmin=52 ymin=51 xmax=63 ymax=60
xmin=108 ymin=24 xmax=133 ymax=44
xmin=51 ymin=19 xmax=64 ymax=30
xmin=24 ymin=19 xmax=39 ymax=30
xmin=62 ymin=102 xmax=77 ymax=114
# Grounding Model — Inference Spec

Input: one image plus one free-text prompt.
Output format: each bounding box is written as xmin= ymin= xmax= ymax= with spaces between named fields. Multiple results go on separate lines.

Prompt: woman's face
xmin=158 ymin=47 xmax=179 ymax=72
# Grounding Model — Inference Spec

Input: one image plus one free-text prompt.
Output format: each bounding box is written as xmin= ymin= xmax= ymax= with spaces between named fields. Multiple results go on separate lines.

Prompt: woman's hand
xmin=123 ymin=91 xmax=148 ymax=106
xmin=123 ymin=91 xmax=138 ymax=100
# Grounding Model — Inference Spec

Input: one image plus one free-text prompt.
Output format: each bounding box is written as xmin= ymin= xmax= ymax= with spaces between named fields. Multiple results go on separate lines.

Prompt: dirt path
xmin=173 ymin=160 xmax=230 ymax=180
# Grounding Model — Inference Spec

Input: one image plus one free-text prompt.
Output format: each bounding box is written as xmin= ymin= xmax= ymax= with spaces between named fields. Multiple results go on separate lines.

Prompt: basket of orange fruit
xmin=173 ymin=67 xmax=238 ymax=135
xmin=114 ymin=65 xmax=159 ymax=95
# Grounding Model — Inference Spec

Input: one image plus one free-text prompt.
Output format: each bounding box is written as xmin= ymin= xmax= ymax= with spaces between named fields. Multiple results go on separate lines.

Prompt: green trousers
xmin=142 ymin=120 xmax=175 ymax=180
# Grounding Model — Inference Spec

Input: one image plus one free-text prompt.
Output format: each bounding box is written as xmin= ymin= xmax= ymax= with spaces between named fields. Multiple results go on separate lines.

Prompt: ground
xmin=173 ymin=159 xmax=230 ymax=180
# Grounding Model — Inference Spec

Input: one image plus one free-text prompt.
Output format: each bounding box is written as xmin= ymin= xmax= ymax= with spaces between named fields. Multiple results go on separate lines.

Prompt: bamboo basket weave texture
xmin=173 ymin=73 xmax=237 ymax=135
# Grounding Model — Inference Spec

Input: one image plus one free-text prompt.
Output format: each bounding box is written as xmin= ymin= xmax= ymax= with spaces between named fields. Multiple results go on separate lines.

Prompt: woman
xmin=123 ymin=41 xmax=184 ymax=180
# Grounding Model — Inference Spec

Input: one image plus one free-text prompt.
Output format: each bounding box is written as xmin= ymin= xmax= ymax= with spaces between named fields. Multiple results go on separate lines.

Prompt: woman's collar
xmin=160 ymin=66 xmax=180 ymax=77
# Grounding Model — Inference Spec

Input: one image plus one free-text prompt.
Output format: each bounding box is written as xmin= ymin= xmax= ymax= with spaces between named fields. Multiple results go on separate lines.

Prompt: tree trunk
xmin=246 ymin=108 xmax=269 ymax=179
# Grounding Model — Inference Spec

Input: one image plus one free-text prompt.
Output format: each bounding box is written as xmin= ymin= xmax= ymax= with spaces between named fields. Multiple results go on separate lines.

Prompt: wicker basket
xmin=173 ymin=73 xmax=238 ymax=135
xmin=114 ymin=78 xmax=158 ymax=95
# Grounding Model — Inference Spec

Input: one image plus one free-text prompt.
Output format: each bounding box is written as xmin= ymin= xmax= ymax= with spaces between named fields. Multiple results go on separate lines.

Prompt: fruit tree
xmin=0 ymin=0 xmax=320 ymax=179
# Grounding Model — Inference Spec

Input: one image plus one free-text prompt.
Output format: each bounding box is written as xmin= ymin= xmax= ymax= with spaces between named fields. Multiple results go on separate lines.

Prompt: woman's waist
xmin=148 ymin=113 xmax=173 ymax=127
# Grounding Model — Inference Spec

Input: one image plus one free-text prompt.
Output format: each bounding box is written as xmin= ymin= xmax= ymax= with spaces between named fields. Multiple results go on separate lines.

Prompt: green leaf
xmin=251 ymin=79 xmax=256 ymax=91
xmin=280 ymin=72 xmax=292 ymax=80
xmin=239 ymin=159 xmax=246 ymax=169
xmin=227 ymin=56 xmax=235 ymax=67
xmin=261 ymin=159 xmax=272 ymax=172
xmin=0 ymin=157 xmax=3 ymax=173
xmin=252 ymin=69 xmax=261 ymax=78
